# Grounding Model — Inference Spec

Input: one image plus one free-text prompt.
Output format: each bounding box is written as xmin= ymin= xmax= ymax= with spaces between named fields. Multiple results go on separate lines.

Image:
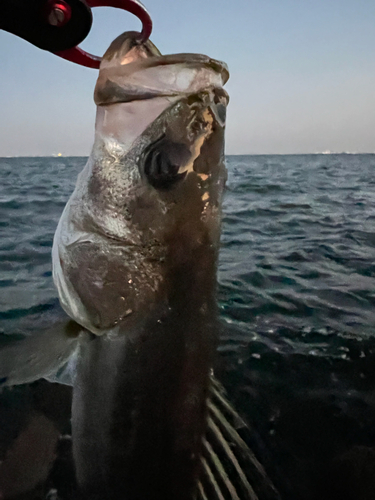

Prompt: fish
xmin=0 ymin=32 xmax=280 ymax=500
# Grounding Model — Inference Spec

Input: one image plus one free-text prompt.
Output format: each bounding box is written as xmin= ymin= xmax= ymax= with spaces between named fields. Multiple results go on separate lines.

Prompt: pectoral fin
xmin=198 ymin=377 xmax=281 ymax=500
xmin=0 ymin=320 xmax=88 ymax=387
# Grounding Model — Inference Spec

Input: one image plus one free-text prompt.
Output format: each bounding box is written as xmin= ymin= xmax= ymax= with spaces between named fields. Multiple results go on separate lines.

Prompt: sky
xmin=1 ymin=0 xmax=375 ymax=156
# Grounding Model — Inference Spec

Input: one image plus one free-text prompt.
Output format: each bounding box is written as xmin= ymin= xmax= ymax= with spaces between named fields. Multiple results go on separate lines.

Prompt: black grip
xmin=0 ymin=0 xmax=92 ymax=52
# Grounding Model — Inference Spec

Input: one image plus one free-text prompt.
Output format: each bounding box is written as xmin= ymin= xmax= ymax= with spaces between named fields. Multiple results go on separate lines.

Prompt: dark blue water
xmin=2 ymin=155 xmax=375 ymax=499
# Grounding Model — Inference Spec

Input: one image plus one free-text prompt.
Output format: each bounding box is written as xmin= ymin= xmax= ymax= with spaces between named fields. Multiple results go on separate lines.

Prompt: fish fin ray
xmin=197 ymin=481 xmax=209 ymax=500
xmin=200 ymin=376 xmax=281 ymax=500
xmin=200 ymin=456 xmax=227 ymax=500
xmin=203 ymin=437 xmax=241 ymax=500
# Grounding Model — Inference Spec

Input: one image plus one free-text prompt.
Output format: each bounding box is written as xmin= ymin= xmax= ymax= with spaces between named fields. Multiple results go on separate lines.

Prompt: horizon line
xmin=1 ymin=152 xmax=375 ymax=159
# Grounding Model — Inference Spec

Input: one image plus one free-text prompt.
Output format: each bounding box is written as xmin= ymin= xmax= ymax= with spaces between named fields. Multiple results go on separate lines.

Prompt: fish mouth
xmin=95 ymin=46 xmax=229 ymax=106
xmin=99 ymin=31 xmax=229 ymax=85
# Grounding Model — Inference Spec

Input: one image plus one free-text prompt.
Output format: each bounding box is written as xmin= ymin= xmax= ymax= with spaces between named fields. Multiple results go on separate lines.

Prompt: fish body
xmin=52 ymin=32 xmax=228 ymax=499
xmin=0 ymin=33 xmax=280 ymax=500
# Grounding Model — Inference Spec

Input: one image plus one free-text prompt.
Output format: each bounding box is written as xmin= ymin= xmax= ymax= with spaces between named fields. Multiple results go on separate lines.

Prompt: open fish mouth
xmin=94 ymin=31 xmax=229 ymax=107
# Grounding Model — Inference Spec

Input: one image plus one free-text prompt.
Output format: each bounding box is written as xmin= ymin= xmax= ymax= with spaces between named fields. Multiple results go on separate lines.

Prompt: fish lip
xmin=101 ymin=52 xmax=228 ymax=77
xmin=135 ymin=53 xmax=229 ymax=84
xmin=94 ymin=53 xmax=229 ymax=106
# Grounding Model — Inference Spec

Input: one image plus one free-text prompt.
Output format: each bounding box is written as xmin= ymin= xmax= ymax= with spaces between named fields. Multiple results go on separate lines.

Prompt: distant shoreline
xmin=1 ymin=152 xmax=375 ymax=159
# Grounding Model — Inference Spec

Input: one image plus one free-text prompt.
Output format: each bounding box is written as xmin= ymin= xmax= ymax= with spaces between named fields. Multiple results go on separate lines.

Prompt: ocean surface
xmin=1 ymin=154 xmax=375 ymax=499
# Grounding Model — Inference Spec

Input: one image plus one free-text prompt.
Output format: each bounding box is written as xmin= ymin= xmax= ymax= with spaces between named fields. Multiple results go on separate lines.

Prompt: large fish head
xmin=53 ymin=32 xmax=229 ymax=334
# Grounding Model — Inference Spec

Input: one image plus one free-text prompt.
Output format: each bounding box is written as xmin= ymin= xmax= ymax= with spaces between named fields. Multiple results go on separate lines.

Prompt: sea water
xmin=1 ymin=155 xmax=375 ymax=499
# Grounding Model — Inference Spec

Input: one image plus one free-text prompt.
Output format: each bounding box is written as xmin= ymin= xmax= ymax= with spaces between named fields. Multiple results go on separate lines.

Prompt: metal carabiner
xmin=53 ymin=0 xmax=152 ymax=68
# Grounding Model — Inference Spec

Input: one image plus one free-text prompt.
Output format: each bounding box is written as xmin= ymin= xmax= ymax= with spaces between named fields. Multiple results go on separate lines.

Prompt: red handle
xmin=54 ymin=0 xmax=152 ymax=68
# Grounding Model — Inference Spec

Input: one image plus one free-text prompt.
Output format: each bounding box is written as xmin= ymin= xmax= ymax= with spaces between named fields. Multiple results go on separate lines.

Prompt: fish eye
xmin=142 ymin=136 xmax=189 ymax=189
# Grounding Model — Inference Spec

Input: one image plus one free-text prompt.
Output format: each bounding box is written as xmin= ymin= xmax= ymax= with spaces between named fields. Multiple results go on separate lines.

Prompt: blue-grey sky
xmin=1 ymin=0 xmax=375 ymax=156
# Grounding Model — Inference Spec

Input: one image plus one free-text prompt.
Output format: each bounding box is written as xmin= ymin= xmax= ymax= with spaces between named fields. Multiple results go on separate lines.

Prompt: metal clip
xmin=51 ymin=0 xmax=152 ymax=68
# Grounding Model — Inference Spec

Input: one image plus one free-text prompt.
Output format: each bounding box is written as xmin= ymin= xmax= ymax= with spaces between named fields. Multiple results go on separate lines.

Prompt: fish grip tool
xmin=0 ymin=0 xmax=152 ymax=68
xmin=0 ymin=0 xmax=92 ymax=52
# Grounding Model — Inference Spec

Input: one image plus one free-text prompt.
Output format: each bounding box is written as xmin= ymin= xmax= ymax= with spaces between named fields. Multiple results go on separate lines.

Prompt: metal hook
xmin=52 ymin=0 xmax=152 ymax=68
